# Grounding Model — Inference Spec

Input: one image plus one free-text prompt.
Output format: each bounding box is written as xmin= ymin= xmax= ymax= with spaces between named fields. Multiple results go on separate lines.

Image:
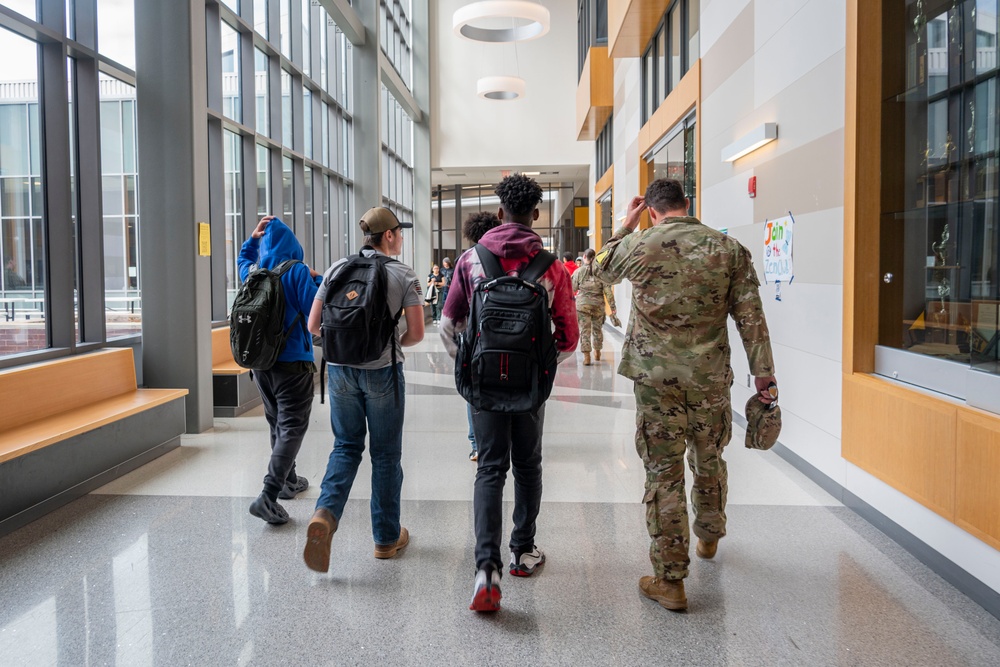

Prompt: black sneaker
xmin=509 ymin=546 xmax=545 ymax=577
xmin=249 ymin=493 xmax=289 ymax=525
xmin=278 ymin=476 xmax=309 ymax=499
xmin=469 ymin=566 xmax=502 ymax=612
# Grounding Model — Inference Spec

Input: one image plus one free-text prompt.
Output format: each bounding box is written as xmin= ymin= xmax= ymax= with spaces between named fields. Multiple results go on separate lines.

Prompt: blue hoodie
xmin=237 ymin=218 xmax=319 ymax=364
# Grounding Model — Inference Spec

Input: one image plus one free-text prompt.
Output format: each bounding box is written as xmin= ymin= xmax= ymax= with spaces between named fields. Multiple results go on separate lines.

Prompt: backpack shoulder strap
xmin=474 ymin=244 xmax=504 ymax=280
xmin=272 ymin=259 xmax=301 ymax=276
xmin=519 ymin=250 xmax=557 ymax=284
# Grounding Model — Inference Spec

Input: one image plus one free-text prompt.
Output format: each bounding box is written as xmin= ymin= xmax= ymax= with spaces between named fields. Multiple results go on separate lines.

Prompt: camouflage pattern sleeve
xmin=728 ymin=243 xmax=775 ymax=376
xmin=571 ymin=265 xmax=583 ymax=292
xmin=592 ymin=226 xmax=635 ymax=286
xmin=604 ymin=283 xmax=616 ymax=311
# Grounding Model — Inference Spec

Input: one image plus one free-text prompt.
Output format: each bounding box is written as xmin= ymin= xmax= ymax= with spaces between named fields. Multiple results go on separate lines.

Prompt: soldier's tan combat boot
xmin=583 ymin=351 xmax=591 ymax=365
xmin=696 ymin=538 xmax=718 ymax=559
xmin=594 ymin=349 xmax=601 ymax=361
xmin=639 ymin=576 xmax=687 ymax=611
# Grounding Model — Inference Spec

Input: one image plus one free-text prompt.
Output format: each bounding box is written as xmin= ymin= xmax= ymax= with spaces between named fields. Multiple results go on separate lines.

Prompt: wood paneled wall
xmin=576 ymin=47 xmax=614 ymax=141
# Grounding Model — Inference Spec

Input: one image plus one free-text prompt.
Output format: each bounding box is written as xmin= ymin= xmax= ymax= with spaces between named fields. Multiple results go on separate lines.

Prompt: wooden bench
xmin=212 ymin=326 xmax=262 ymax=417
xmin=0 ymin=348 xmax=187 ymax=537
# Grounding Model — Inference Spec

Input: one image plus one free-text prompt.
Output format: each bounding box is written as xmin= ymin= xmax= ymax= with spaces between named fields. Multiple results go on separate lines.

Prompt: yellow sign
xmin=198 ymin=222 xmax=211 ymax=256
xmin=574 ymin=206 xmax=589 ymax=228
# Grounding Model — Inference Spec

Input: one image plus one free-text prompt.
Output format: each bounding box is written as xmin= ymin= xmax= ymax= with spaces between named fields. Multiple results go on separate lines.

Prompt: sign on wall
xmin=763 ymin=214 xmax=794 ymax=283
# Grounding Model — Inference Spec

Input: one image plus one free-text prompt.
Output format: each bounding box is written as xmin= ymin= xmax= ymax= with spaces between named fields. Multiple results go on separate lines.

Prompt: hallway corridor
xmin=1 ymin=333 xmax=999 ymax=666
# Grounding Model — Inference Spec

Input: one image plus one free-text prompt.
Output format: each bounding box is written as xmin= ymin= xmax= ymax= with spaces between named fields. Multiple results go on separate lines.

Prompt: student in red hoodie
xmin=440 ymin=174 xmax=579 ymax=612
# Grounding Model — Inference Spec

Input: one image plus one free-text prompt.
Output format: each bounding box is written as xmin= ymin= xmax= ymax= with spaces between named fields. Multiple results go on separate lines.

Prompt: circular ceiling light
xmin=477 ymin=76 xmax=526 ymax=101
xmin=453 ymin=1 xmax=551 ymax=43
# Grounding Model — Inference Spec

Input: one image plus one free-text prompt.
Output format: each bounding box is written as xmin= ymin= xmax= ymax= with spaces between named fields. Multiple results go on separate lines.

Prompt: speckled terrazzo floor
xmin=1 ymin=331 xmax=999 ymax=666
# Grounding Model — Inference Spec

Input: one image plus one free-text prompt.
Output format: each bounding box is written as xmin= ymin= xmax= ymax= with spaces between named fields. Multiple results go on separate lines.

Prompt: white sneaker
xmin=469 ymin=567 xmax=502 ymax=612
xmin=509 ymin=546 xmax=545 ymax=577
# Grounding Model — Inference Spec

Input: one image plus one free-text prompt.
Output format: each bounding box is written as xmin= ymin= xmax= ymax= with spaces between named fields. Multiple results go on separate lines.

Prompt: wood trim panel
xmin=0 ymin=389 xmax=189 ymax=464
xmin=0 ymin=348 xmax=137 ymax=432
xmin=594 ymin=166 xmax=614 ymax=250
xmin=843 ymin=0 xmax=881 ymax=374
xmin=955 ymin=407 xmax=1000 ymax=551
xmin=608 ymin=0 xmax=672 ymax=60
xmin=842 ymin=374 xmax=956 ymax=520
xmin=577 ymin=47 xmax=615 ymax=141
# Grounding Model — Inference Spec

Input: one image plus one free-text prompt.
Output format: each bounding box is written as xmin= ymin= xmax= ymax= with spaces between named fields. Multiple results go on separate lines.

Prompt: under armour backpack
xmin=455 ymin=245 xmax=558 ymax=413
xmin=320 ymin=248 xmax=402 ymax=366
xmin=230 ymin=259 xmax=302 ymax=370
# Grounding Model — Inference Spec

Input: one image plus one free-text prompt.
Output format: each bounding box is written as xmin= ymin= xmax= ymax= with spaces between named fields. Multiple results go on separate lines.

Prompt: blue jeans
xmin=316 ymin=363 xmax=405 ymax=546
xmin=467 ymin=403 xmax=477 ymax=452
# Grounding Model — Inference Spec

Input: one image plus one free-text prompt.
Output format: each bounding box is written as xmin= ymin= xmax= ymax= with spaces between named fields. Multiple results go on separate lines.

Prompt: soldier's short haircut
xmin=495 ymin=173 xmax=543 ymax=221
xmin=463 ymin=211 xmax=501 ymax=243
xmin=584 ymin=248 xmax=596 ymax=261
xmin=644 ymin=178 xmax=687 ymax=214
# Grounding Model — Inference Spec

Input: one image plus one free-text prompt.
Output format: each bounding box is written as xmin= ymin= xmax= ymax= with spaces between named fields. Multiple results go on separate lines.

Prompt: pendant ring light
xmin=477 ymin=76 xmax=526 ymax=100
xmin=453 ymin=1 xmax=551 ymax=42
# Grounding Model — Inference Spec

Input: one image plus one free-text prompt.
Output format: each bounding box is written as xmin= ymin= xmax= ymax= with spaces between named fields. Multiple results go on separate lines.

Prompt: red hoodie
xmin=441 ymin=222 xmax=579 ymax=355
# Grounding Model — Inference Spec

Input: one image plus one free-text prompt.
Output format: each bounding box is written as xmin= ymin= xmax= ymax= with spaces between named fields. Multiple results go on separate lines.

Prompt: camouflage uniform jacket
xmin=592 ymin=216 xmax=774 ymax=390
xmin=572 ymin=263 xmax=616 ymax=311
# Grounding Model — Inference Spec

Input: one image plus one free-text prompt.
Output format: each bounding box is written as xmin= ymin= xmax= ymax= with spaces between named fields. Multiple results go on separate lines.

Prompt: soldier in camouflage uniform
xmin=572 ymin=248 xmax=617 ymax=365
xmin=592 ymin=178 xmax=777 ymax=612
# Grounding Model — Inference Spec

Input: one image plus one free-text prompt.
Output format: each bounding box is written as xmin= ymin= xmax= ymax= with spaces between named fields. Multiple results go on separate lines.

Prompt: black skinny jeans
xmin=471 ymin=404 xmax=545 ymax=573
xmin=254 ymin=367 xmax=315 ymax=500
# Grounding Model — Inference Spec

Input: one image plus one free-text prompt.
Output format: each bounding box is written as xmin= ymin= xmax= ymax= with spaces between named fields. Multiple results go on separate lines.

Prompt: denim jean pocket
xmin=364 ymin=365 xmax=401 ymax=398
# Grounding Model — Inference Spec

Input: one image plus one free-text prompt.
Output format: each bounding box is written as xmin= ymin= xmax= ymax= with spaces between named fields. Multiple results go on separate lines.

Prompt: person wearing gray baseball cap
xmin=304 ymin=206 xmax=424 ymax=573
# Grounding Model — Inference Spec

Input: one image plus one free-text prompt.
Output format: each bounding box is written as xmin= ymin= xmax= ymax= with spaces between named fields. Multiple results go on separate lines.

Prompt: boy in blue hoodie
xmin=238 ymin=215 xmax=322 ymax=524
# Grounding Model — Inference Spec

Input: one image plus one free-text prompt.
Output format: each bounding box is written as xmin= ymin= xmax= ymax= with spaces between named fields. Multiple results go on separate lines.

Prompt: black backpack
xmin=230 ymin=259 xmax=302 ymax=370
xmin=320 ymin=247 xmax=404 ymax=396
xmin=455 ymin=245 xmax=558 ymax=413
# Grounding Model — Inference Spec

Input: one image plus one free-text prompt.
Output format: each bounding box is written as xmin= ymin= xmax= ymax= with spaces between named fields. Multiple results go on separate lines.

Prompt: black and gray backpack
xmin=320 ymin=247 xmax=403 ymax=398
xmin=455 ymin=245 xmax=558 ymax=413
xmin=230 ymin=259 xmax=301 ymax=370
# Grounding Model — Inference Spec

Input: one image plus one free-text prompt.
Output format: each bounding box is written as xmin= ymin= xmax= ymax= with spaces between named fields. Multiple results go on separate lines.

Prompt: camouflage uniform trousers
xmin=633 ymin=382 xmax=732 ymax=581
xmin=576 ymin=304 xmax=606 ymax=354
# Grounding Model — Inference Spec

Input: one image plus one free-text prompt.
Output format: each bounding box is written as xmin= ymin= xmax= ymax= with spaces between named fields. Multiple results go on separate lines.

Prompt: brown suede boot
xmin=594 ymin=349 xmax=601 ymax=361
xmin=583 ymin=351 xmax=591 ymax=366
xmin=696 ymin=538 xmax=718 ymax=559
xmin=639 ymin=576 xmax=687 ymax=611
xmin=374 ymin=526 xmax=410 ymax=559
xmin=304 ymin=508 xmax=338 ymax=572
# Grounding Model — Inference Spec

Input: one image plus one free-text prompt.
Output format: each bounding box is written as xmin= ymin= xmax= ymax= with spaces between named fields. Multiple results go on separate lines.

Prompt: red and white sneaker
xmin=509 ymin=547 xmax=545 ymax=577
xmin=469 ymin=567 xmax=502 ymax=612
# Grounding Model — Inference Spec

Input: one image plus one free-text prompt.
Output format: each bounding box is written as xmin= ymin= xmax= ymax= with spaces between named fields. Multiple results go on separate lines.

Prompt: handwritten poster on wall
xmin=763 ymin=215 xmax=794 ymax=283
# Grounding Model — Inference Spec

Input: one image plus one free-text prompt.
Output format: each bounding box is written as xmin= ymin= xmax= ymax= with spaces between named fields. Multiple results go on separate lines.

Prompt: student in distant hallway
xmin=561 ymin=252 xmax=578 ymax=277
xmin=426 ymin=264 xmax=446 ymax=324
xmin=238 ymin=216 xmax=321 ymax=525
xmin=572 ymin=248 xmax=616 ymax=366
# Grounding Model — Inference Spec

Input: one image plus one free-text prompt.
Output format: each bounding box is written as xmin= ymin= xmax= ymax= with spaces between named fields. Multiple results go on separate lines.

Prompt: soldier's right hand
xmin=754 ymin=376 xmax=778 ymax=404
xmin=624 ymin=196 xmax=646 ymax=231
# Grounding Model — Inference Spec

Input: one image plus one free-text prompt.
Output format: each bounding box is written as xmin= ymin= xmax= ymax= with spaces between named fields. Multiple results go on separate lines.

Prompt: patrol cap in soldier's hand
xmin=745 ymin=392 xmax=781 ymax=450
xmin=360 ymin=207 xmax=413 ymax=234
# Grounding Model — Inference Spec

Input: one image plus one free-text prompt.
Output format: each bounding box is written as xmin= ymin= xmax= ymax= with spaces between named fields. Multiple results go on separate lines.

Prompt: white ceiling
xmin=431 ymin=164 xmax=590 ymax=188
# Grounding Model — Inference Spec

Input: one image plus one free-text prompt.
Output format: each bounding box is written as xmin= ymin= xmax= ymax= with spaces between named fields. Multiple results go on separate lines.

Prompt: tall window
xmin=224 ymin=130 xmax=243 ymax=310
xmin=381 ymin=0 xmax=412 ymax=88
xmin=99 ymin=74 xmax=141 ymax=339
xmin=596 ymin=117 xmax=613 ymax=176
xmin=578 ymin=0 xmax=609 ymax=78
xmin=221 ymin=20 xmax=241 ymax=123
xmin=0 ymin=28 xmax=46 ymax=355
xmin=381 ymin=85 xmax=414 ymax=264
xmin=641 ymin=0 xmax=699 ymax=125
xmin=651 ymin=114 xmax=696 ymax=216
xmin=881 ymin=0 xmax=1000 ymax=377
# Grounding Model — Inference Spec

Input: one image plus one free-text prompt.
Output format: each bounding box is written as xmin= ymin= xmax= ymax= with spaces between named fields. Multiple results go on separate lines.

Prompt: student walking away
xmin=236 ymin=216 xmax=322 ymax=525
xmin=426 ymin=264 xmax=446 ymax=324
xmin=458 ymin=212 xmax=501 ymax=462
xmin=440 ymin=257 xmax=454 ymax=317
xmin=440 ymin=174 xmax=579 ymax=612
xmin=592 ymin=178 xmax=777 ymax=612
xmin=572 ymin=248 xmax=617 ymax=366
xmin=303 ymin=207 xmax=425 ymax=573
xmin=561 ymin=252 xmax=578 ymax=277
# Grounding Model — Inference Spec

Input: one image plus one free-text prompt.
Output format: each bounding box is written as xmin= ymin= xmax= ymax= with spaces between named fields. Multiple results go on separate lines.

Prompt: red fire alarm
xmin=748 ymin=176 xmax=757 ymax=199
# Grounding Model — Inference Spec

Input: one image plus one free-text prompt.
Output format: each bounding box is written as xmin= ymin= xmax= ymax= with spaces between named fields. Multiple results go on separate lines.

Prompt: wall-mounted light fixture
xmin=721 ymin=123 xmax=778 ymax=162
xmin=453 ymin=1 xmax=551 ymax=43
xmin=477 ymin=75 xmax=526 ymax=100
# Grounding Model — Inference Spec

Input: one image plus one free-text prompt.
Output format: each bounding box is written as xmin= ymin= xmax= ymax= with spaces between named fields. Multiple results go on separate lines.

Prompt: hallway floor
xmin=1 ymin=332 xmax=999 ymax=666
